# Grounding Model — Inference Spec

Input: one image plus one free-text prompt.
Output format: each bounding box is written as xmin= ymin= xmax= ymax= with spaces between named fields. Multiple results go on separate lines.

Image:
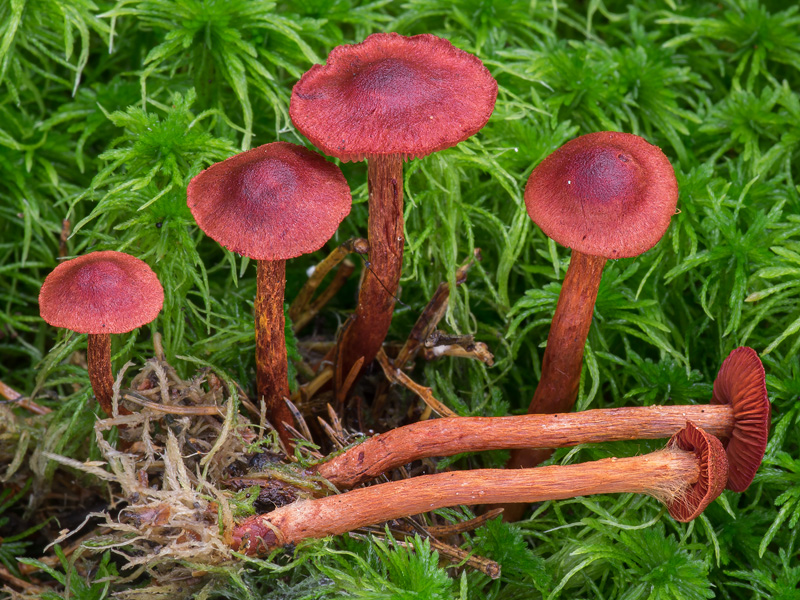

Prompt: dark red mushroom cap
xmin=524 ymin=132 xmax=678 ymax=259
xmin=710 ymin=346 xmax=770 ymax=492
xmin=666 ymin=422 xmax=728 ymax=522
xmin=39 ymin=251 xmax=164 ymax=334
xmin=290 ymin=32 xmax=498 ymax=162
xmin=187 ymin=142 xmax=352 ymax=261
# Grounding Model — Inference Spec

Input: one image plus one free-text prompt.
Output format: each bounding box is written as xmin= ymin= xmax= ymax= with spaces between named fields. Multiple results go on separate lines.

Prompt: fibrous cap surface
xmin=290 ymin=32 xmax=498 ymax=162
xmin=710 ymin=346 xmax=770 ymax=492
xmin=524 ymin=131 xmax=678 ymax=258
xmin=187 ymin=142 xmax=352 ymax=260
xmin=39 ymin=251 xmax=164 ymax=334
xmin=667 ymin=422 xmax=728 ymax=522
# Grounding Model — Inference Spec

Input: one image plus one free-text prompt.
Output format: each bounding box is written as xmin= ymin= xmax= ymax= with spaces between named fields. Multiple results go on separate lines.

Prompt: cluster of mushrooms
xmin=38 ymin=33 xmax=770 ymax=556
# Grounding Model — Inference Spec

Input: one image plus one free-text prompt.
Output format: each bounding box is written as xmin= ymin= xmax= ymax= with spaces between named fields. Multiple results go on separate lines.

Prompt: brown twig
xmin=375 ymin=348 xmax=457 ymax=419
xmin=0 ymin=379 xmax=51 ymax=415
xmin=289 ymin=238 xmax=367 ymax=323
xmin=293 ymin=259 xmax=356 ymax=332
xmin=426 ymin=509 xmax=504 ymax=537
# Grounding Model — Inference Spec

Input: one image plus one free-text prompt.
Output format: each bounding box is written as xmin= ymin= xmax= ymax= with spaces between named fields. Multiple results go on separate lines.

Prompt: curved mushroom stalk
xmin=314 ymin=346 xmax=768 ymax=491
xmin=232 ymin=423 xmax=727 ymax=555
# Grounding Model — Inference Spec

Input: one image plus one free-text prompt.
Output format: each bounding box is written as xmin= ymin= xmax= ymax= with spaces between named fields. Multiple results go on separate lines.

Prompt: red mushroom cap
xmin=710 ymin=346 xmax=770 ymax=492
xmin=187 ymin=142 xmax=352 ymax=261
xmin=39 ymin=251 xmax=164 ymax=334
xmin=666 ymin=422 xmax=728 ymax=522
xmin=290 ymin=32 xmax=498 ymax=162
xmin=524 ymin=131 xmax=678 ymax=259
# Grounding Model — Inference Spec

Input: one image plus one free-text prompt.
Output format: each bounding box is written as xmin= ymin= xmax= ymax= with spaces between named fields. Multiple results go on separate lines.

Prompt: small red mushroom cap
xmin=187 ymin=142 xmax=351 ymax=261
xmin=39 ymin=251 xmax=164 ymax=334
xmin=710 ymin=346 xmax=770 ymax=492
xmin=525 ymin=132 xmax=678 ymax=259
xmin=290 ymin=32 xmax=498 ymax=162
xmin=666 ymin=422 xmax=728 ymax=522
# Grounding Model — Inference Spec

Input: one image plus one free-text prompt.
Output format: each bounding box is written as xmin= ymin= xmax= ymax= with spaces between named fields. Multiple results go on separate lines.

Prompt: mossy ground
xmin=1 ymin=0 xmax=800 ymax=598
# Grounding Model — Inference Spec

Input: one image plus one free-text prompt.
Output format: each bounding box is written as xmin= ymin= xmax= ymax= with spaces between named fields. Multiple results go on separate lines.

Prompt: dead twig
xmin=375 ymin=348 xmax=456 ymax=419
xmin=427 ymin=509 xmax=504 ymax=537
xmin=289 ymin=238 xmax=367 ymax=322
xmin=0 ymin=379 xmax=51 ymax=415
xmin=293 ymin=259 xmax=356 ymax=332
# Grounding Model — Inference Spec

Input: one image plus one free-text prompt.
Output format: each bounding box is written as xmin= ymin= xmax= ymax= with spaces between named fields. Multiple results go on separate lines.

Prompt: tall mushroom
xmin=187 ymin=142 xmax=351 ymax=448
xmin=232 ymin=423 xmax=727 ymax=554
xmin=39 ymin=251 xmax=164 ymax=417
xmin=506 ymin=132 xmax=679 ymax=481
xmin=290 ymin=32 xmax=498 ymax=393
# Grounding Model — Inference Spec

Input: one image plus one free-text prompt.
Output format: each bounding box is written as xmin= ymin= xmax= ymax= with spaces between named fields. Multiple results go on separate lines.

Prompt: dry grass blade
xmin=376 ymin=348 xmax=457 ymax=418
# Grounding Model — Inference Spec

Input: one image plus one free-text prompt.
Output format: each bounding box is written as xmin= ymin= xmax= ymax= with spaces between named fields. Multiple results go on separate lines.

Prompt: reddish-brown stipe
xmin=315 ymin=346 xmax=768 ymax=492
xmin=39 ymin=251 xmax=164 ymax=417
xmin=231 ymin=423 xmax=726 ymax=555
xmin=290 ymin=33 xmax=498 ymax=394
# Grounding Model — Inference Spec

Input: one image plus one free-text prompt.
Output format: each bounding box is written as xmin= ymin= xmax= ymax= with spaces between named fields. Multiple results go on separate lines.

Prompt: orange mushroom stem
xmin=315 ymin=346 xmax=767 ymax=492
xmin=232 ymin=423 xmax=727 ymax=555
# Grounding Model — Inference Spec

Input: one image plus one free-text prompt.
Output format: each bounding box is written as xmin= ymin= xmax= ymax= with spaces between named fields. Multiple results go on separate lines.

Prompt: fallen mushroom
xmin=290 ymin=32 xmax=497 ymax=394
xmin=232 ymin=423 xmax=727 ymax=555
xmin=508 ymin=132 xmax=679 ymax=480
xmin=39 ymin=251 xmax=164 ymax=417
xmin=315 ymin=346 xmax=767 ymax=491
xmin=187 ymin=142 xmax=351 ymax=448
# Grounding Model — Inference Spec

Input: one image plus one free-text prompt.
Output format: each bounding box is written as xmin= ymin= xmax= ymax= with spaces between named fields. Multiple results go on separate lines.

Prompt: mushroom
xmin=187 ymin=142 xmax=351 ymax=448
xmin=508 ymin=132 xmax=679 ymax=476
xmin=38 ymin=251 xmax=164 ymax=417
xmin=290 ymin=32 xmax=497 ymax=392
xmin=231 ymin=423 xmax=727 ymax=555
xmin=315 ymin=346 xmax=768 ymax=490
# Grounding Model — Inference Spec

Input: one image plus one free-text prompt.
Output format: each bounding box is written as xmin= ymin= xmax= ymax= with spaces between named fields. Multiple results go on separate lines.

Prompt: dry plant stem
xmin=234 ymin=448 xmax=699 ymax=554
xmin=255 ymin=259 xmax=294 ymax=449
xmin=316 ymin=404 xmax=735 ymax=488
xmin=293 ymin=259 xmax=356 ymax=331
xmin=375 ymin=348 xmax=457 ymax=419
xmin=289 ymin=238 xmax=365 ymax=323
xmin=335 ymin=155 xmax=404 ymax=393
xmin=0 ymin=379 xmax=51 ymax=415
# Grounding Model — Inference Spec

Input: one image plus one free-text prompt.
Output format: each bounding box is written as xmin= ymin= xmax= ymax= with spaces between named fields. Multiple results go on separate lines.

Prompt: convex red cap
xmin=710 ymin=346 xmax=770 ymax=492
xmin=525 ymin=132 xmax=678 ymax=258
xmin=666 ymin=422 xmax=728 ymax=522
xmin=39 ymin=251 xmax=164 ymax=334
xmin=187 ymin=142 xmax=352 ymax=260
xmin=290 ymin=32 xmax=498 ymax=162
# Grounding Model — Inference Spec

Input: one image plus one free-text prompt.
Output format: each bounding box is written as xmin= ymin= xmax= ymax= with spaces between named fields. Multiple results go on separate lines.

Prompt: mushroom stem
xmin=233 ymin=445 xmax=701 ymax=555
xmin=255 ymin=259 xmax=294 ymax=448
xmin=87 ymin=333 xmax=122 ymax=417
xmin=335 ymin=154 xmax=405 ymax=393
xmin=504 ymin=252 xmax=606 ymax=471
xmin=315 ymin=404 xmax=735 ymax=488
